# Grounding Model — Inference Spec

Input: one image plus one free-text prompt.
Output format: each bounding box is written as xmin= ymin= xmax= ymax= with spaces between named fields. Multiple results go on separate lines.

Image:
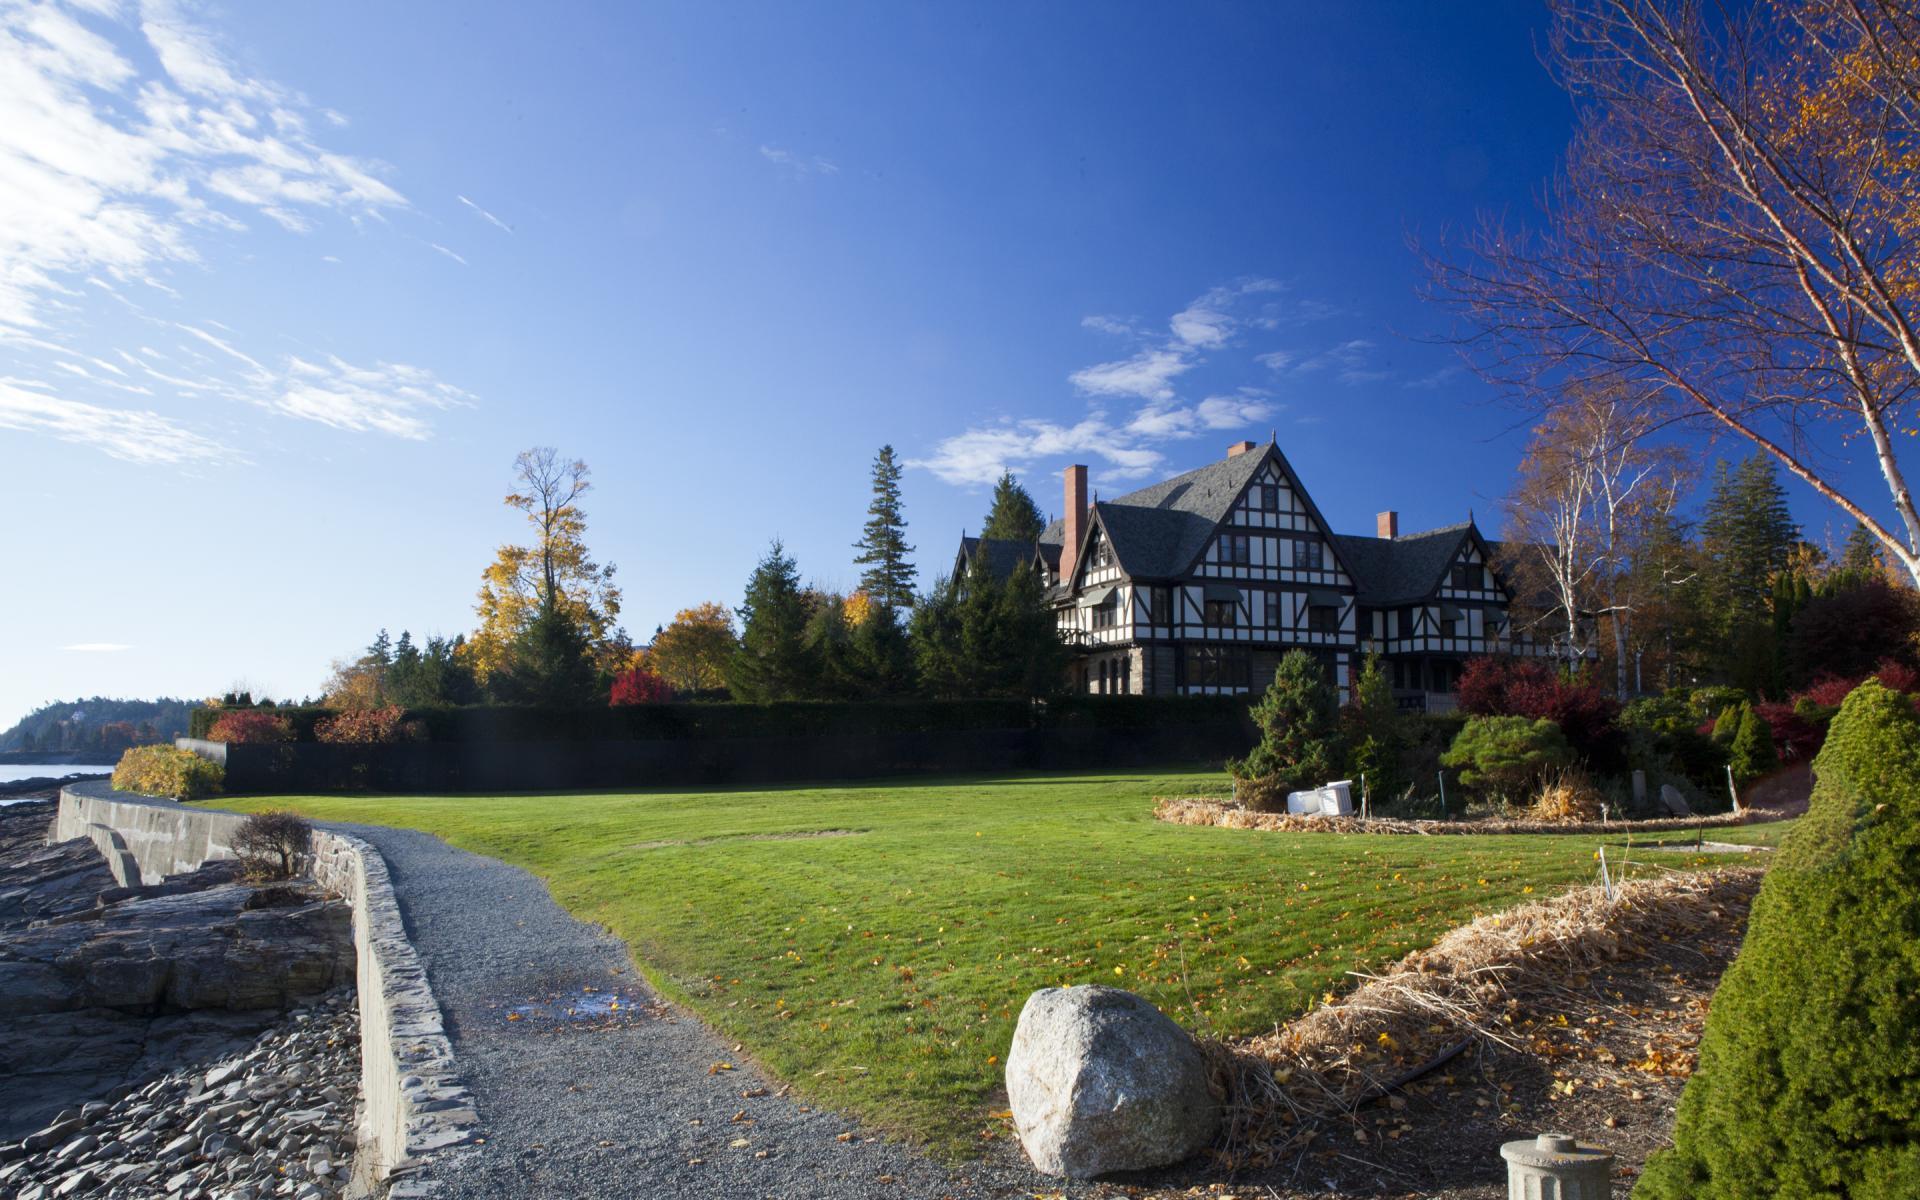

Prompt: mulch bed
xmin=1028 ymin=868 xmax=1760 ymax=1200
xmin=1156 ymin=797 xmax=1788 ymax=839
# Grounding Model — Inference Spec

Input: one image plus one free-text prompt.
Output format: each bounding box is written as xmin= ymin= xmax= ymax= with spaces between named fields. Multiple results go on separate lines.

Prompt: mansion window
xmin=1307 ymin=604 xmax=1338 ymax=634
xmin=1263 ymin=590 xmax=1283 ymax=628
xmin=1251 ymin=483 xmax=1279 ymax=511
xmin=1295 ymin=539 xmax=1325 ymax=570
xmin=1219 ymin=534 xmax=1251 ymax=566
xmin=1450 ymin=563 xmax=1485 ymax=591
xmin=1090 ymin=531 xmax=1113 ymax=569
xmin=1092 ymin=593 xmax=1120 ymax=629
xmin=1184 ymin=645 xmax=1251 ymax=689
xmin=1204 ymin=598 xmax=1237 ymax=628
xmin=1148 ymin=586 xmax=1171 ymax=625
xmin=1439 ymin=606 xmax=1462 ymax=638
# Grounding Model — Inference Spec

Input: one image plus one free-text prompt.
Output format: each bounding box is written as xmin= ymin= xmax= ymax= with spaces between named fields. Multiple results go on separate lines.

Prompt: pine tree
xmin=491 ymin=605 xmax=599 ymax=707
xmin=848 ymin=601 xmax=917 ymax=696
xmin=728 ymin=541 xmax=816 ymax=702
xmin=908 ymin=557 xmax=1063 ymax=698
xmin=1700 ymin=455 xmax=1799 ymax=631
xmin=1342 ymin=654 xmax=1405 ymax=804
xmin=1700 ymin=456 xmax=1799 ymax=692
xmin=981 ymin=470 xmax=1045 ymax=543
xmin=1230 ymin=650 xmax=1342 ymax=810
xmin=853 ymin=446 xmax=917 ymax=609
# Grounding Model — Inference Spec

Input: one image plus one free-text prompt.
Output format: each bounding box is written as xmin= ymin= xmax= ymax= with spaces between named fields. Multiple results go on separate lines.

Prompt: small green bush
xmin=1636 ymin=681 xmax=1920 ymax=1197
xmin=112 ymin=745 xmax=223 ymax=801
xmin=1711 ymin=702 xmax=1743 ymax=744
xmin=1439 ymin=715 xmax=1571 ymax=803
xmin=1728 ymin=702 xmax=1780 ymax=784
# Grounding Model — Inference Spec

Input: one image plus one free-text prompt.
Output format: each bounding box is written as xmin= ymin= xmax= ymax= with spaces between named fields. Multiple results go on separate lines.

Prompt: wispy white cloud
xmin=428 ymin=242 xmax=468 ymax=266
xmin=1264 ymin=338 xmax=1391 ymax=386
xmin=913 ymin=280 xmax=1314 ymax=487
xmin=758 ymin=144 xmax=838 ymax=177
xmin=1404 ymin=364 xmax=1463 ymax=390
xmin=273 ymin=355 xmax=472 ymax=439
xmin=1070 ymin=348 xmax=1192 ymax=403
xmin=0 ymin=375 xmax=234 ymax=464
xmin=0 ymin=0 xmax=478 ymax=463
xmin=457 ymin=194 xmax=513 ymax=233
xmin=62 ymin=642 xmax=132 ymax=652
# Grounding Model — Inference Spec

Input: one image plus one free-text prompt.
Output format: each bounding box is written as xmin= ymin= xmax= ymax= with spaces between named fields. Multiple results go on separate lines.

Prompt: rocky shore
xmin=0 ymin=798 xmax=367 ymax=1197
xmin=1 ymin=991 xmax=361 ymax=1200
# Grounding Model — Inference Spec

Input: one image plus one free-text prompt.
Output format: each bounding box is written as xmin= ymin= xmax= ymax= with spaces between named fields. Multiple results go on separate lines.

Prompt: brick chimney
xmin=1061 ymin=464 xmax=1089 ymax=584
xmin=1226 ymin=440 xmax=1258 ymax=458
xmin=1377 ymin=510 xmax=1399 ymax=539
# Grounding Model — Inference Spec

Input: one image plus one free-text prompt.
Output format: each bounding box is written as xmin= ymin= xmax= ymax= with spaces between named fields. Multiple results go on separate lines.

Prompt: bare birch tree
xmin=1429 ymin=0 xmax=1920 ymax=589
xmin=1503 ymin=388 xmax=1687 ymax=697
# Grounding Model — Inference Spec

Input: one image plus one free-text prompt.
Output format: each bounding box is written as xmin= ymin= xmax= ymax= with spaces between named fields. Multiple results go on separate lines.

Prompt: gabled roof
xmin=957 ymin=536 xmax=1041 ymax=583
xmin=1041 ymin=447 xmax=1293 ymax=582
xmin=1332 ymin=522 xmax=1474 ymax=606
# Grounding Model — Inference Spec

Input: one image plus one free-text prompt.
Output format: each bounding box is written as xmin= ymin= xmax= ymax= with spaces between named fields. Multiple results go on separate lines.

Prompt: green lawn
xmin=220 ymin=768 xmax=1746 ymax=1153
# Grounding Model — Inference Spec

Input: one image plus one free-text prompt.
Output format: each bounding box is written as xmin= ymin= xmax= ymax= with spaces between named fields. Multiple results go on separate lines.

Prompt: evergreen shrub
xmin=1636 ymin=681 xmax=1920 ymax=1197
xmin=1727 ymin=702 xmax=1780 ymax=784
xmin=1439 ymin=715 xmax=1571 ymax=804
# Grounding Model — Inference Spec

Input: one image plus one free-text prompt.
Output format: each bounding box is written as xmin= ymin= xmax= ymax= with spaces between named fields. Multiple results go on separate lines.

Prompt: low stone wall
xmin=55 ymin=782 xmax=476 ymax=1193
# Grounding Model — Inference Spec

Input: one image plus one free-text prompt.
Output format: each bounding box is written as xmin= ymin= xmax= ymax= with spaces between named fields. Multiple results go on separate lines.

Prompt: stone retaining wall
xmin=56 ymin=782 xmax=476 ymax=1194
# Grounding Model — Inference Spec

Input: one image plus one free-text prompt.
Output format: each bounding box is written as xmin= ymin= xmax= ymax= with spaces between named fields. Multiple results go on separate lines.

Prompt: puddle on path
xmin=495 ymin=986 xmax=663 ymax=1027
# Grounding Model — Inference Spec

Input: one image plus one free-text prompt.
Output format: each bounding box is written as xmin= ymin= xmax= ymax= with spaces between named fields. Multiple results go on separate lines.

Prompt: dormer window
xmin=1090 ymin=529 xmax=1113 ymax=569
xmin=1451 ymin=563 xmax=1485 ymax=590
xmin=1251 ymin=483 xmax=1279 ymax=511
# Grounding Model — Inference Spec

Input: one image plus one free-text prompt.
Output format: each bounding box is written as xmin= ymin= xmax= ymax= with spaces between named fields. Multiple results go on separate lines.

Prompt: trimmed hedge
xmin=191 ymin=696 xmax=1254 ymax=744
xmin=112 ymin=744 xmax=224 ymax=800
xmin=1635 ymin=681 xmax=1920 ymax=1196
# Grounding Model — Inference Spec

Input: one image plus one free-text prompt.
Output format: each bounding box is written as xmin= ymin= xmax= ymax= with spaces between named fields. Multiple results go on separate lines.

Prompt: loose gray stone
xmin=1005 ymin=986 xmax=1219 ymax=1179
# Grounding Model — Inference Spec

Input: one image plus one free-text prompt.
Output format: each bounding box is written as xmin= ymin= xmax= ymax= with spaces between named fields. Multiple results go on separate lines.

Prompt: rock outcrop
xmin=0 ymin=801 xmax=356 ymax=1141
xmin=0 ymin=991 xmax=362 ymax=1200
xmin=1005 ymin=985 xmax=1220 ymax=1178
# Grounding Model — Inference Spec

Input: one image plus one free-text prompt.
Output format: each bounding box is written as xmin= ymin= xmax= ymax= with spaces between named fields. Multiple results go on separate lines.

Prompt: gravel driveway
xmin=335 ymin=823 xmax=1085 ymax=1199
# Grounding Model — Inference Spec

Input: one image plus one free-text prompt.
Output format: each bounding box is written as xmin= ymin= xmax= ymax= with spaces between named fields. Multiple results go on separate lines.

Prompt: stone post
xmin=1499 ymin=1132 xmax=1614 ymax=1199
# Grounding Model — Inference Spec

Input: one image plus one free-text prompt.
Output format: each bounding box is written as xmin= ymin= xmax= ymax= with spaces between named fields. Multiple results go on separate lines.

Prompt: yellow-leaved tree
xmin=643 ymin=602 xmax=738 ymax=693
xmin=466 ymin=448 xmax=624 ymax=682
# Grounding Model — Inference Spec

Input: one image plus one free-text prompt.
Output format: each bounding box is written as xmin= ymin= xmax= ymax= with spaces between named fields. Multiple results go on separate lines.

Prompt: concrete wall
xmin=56 ymin=782 xmax=475 ymax=1192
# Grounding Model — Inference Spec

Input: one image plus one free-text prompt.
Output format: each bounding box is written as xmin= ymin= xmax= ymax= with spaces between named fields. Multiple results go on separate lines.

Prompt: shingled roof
xmin=957 ymin=536 xmax=1041 ymax=582
xmin=1332 ymin=522 xmax=1473 ymax=606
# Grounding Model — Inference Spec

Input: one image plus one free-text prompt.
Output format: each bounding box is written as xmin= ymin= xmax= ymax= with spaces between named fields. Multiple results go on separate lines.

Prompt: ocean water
xmin=0 ymin=764 xmax=113 ymax=783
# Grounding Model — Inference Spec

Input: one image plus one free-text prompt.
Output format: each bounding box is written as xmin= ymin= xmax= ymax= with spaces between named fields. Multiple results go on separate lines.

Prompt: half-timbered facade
xmin=955 ymin=438 xmax=1559 ymax=709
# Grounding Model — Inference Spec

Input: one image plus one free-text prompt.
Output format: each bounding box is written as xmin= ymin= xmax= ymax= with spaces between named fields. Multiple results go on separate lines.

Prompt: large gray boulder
xmin=1004 ymin=986 xmax=1219 ymax=1178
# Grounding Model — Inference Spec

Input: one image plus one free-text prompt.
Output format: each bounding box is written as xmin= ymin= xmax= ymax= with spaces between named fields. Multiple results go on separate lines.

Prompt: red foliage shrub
xmin=1455 ymin=656 xmax=1624 ymax=770
xmin=609 ymin=668 xmax=673 ymax=706
xmin=207 ymin=710 xmax=294 ymax=744
xmin=1875 ymin=659 xmax=1920 ymax=695
xmin=1801 ymin=675 xmax=1859 ymax=709
xmin=314 ymin=705 xmax=415 ymax=744
xmin=1755 ymin=700 xmax=1826 ymax=763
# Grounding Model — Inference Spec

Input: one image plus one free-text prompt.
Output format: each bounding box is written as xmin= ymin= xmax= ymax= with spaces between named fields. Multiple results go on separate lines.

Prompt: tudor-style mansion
xmin=955 ymin=439 xmax=1565 ymax=711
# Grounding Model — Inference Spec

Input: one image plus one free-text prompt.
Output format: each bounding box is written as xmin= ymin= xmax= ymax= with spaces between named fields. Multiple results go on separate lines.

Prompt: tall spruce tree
xmin=909 ymin=557 xmax=1063 ymax=698
xmin=853 ymin=446 xmax=917 ymax=609
xmin=981 ymin=470 xmax=1045 ymax=543
xmin=727 ymin=541 xmax=816 ymax=702
xmin=1700 ymin=455 xmax=1799 ymax=693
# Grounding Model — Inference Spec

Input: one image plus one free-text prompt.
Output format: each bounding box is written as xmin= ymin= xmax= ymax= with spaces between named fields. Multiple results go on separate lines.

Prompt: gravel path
xmin=335 ymin=823 xmax=1086 ymax=1200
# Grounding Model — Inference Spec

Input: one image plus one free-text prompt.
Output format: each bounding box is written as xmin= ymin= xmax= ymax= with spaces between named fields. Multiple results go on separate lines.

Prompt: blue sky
xmin=0 ymin=0 xmax=1883 ymax=726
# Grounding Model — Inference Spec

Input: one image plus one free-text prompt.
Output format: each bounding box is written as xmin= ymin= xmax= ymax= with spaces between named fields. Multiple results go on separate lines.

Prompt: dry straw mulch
xmin=1198 ymin=868 xmax=1764 ymax=1172
xmin=1157 ymin=796 xmax=1786 ymax=838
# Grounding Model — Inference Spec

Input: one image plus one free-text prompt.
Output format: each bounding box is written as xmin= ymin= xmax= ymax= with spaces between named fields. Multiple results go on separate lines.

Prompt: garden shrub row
xmin=191 ymin=695 xmax=1255 ymax=744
